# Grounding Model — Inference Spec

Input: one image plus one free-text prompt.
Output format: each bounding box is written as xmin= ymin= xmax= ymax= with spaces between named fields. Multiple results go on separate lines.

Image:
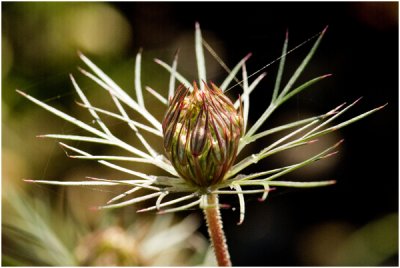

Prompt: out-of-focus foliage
xmin=297 ymin=213 xmax=398 ymax=265
xmin=3 ymin=188 xmax=80 ymax=266
xmin=3 ymin=187 xmax=211 ymax=266
xmin=3 ymin=2 xmax=132 ymax=72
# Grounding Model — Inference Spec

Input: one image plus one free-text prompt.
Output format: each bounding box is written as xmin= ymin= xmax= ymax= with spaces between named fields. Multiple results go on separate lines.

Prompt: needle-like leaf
xmin=195 ymin=22 xmax=206 ymax=90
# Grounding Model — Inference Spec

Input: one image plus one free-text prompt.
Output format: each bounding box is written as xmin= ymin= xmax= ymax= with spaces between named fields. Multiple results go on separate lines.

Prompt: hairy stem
xmin=204 ymin=193 xmax=232 ymax=266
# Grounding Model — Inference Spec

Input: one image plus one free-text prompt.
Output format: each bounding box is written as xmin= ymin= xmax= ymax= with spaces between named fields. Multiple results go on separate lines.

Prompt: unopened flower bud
xmin=162 ymin=82 xmax=243 ymax=187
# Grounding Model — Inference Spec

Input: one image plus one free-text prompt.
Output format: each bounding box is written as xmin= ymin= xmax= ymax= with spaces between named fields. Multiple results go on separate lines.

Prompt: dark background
xmin=3 ymin=2 xmax=398 ymax=266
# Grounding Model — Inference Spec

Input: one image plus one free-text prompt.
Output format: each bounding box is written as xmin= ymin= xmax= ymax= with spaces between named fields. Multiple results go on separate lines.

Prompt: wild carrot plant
xmin=19 ymin=23 xmax=385 ymax=266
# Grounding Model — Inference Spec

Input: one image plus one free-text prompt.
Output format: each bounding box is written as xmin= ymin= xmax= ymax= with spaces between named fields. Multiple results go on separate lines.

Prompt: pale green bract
xmin=19 ymin=23 xmax=384 ymax=224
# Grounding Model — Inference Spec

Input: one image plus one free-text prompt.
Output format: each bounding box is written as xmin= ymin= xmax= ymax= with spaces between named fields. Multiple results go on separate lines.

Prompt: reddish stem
xmin=204 ymin=194 xmax=232 ymax=266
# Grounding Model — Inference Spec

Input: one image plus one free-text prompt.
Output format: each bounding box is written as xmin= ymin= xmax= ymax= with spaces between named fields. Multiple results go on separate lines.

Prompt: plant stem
xmin=204 ymin=193 xmax=232 ymax=266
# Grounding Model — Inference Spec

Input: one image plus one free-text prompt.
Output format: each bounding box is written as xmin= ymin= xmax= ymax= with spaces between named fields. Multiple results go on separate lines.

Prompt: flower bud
xmin=162 ymin=82 xmax=243 ymax=187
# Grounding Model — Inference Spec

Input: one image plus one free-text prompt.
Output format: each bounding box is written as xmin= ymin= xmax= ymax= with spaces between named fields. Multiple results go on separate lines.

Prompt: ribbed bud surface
xmin=162 ymin=82 xmax=244 ymax=187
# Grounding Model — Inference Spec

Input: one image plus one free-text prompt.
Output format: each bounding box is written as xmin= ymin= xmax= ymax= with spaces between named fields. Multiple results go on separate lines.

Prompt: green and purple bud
xmin=162 ymin=82 xmax=244 ymax=187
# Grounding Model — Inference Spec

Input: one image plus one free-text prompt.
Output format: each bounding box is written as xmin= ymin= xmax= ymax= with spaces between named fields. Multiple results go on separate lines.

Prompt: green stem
xmin=204 ymin=193 xmax=232 ymax=266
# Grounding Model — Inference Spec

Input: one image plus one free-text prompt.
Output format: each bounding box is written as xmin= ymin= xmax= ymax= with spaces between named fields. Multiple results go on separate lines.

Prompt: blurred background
xmin=2 ymin=2 xmax=398 ymax=266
